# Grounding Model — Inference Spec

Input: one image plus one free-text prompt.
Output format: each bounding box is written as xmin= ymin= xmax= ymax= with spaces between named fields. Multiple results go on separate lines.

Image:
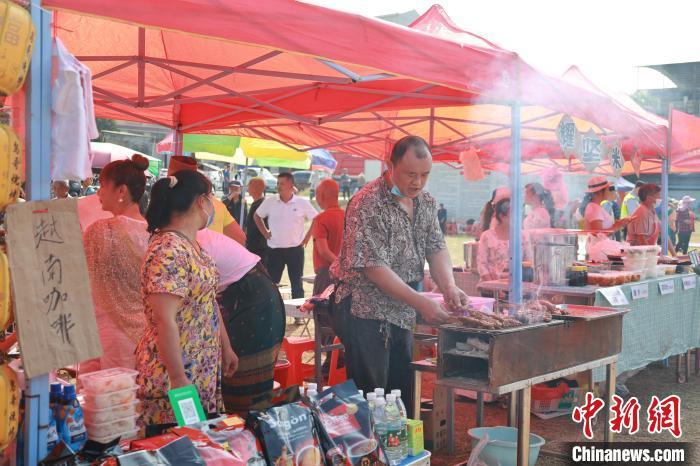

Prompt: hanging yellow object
xmin=0 ymin=0 xmax=35 ymax=96
xmin=0 ymin=251 xmax=10 ymax=332
xmin=0 ymin=125 xmax=22 ymax=210
xmin=0 ymin=363 xmax=20 ymax=451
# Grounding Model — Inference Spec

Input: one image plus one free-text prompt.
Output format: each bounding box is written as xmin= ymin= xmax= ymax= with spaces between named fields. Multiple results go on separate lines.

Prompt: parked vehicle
xmin=292 ymin=170 xmax=312 ymax=191
xmin=242 ymin=166 xmax=278 ymax=193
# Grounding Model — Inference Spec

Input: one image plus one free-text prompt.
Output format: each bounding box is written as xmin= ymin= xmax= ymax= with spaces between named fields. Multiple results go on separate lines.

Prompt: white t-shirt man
xmin=255 ymin=194 xmax=318 ymax=248
xmin=197 ymin=229 xmax=260 ymax=292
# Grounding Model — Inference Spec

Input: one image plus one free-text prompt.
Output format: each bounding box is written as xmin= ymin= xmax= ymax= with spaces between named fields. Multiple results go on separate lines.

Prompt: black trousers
xmin=267 ymin=246 xmax=305 ymax=298
xmin=342 ymin=311 xmax=414 ymax=419
xmin=677 ymin=231 xmax=692 ymax=254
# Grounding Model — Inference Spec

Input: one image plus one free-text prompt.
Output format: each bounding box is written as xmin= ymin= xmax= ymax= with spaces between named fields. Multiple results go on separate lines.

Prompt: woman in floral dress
xmin=137 ymin=170 xmax=238 ymax=426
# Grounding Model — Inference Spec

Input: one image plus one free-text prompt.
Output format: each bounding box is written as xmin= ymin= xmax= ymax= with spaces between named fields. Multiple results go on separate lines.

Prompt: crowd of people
xmin=473 ymin=175 xmax=697 ymax=282
xmin=48 ymin=139 xmax=697 ymax=427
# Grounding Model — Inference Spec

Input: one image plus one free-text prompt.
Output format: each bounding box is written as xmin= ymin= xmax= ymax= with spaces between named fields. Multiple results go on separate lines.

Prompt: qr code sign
xmin=178 ymin=398 xmax=200 ymax=425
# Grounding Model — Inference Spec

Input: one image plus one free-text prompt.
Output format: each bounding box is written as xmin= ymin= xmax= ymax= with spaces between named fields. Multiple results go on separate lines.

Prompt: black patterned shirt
xmin=331 ymin=175 xmax=446 ymax=330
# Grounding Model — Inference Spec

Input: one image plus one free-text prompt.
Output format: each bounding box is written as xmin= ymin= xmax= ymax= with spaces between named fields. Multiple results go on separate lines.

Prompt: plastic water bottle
xmin=59 ymin=385 xmax=87 ymax=452
xmin=358 ymin=390 xmax=364 ymax=398
xmin=373 ymin=398 xmax=390 ymax=462
xmin=391 ymin=390 xmax=408 ymax=460
xmin=366 ymin=392 xmax=377 ymax=419
xmin=46 ymin=383 xmax=62 ymax=452
xmin=374 ymin=387 xmax=385 ymax=398
xmin=383 ymin=394 xmax=403 ymax=465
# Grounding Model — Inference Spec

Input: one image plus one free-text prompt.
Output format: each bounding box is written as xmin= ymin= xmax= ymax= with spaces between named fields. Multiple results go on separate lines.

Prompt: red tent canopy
xmin=46 ymin=0 xmax=669 ymax=173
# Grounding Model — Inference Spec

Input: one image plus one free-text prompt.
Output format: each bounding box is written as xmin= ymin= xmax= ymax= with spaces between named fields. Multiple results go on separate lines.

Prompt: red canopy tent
xmin=45 ymin=1 xmax=668 ymax=174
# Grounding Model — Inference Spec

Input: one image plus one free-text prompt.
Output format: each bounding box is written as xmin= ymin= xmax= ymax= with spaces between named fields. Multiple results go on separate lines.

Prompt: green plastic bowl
xmin=468 ymin=426 xmax=545 ymax=466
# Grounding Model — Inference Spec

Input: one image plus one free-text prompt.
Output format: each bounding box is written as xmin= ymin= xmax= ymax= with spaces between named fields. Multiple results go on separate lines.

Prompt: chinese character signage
xmin=6 ymin=199 xmax=102 ymax=378
xmin=579 ymin=129 xmax=603 ymax=172
xmin=606 ymin=141 xmax=624 ymax=176
xmin=556 ymin=115 xmax=578 ymax=158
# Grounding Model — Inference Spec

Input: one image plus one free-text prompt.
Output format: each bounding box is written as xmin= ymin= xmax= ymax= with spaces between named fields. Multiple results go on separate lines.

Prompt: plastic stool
xmin=274 ymin=359 xmax=291 ymax=388
xmin=282 ymin=337 xmax=316 ymax=386
xmin=327 ymin=337 xmax=346 ymax=386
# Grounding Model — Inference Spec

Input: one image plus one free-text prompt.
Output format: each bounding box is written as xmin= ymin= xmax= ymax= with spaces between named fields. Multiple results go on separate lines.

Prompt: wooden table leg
xmin=695 ymin=349 xmax=700 ymax=376
xmin=447 ymin=387 xmax=455 ymax=455
xmin=686 ymin=350 xmax=692 ymax=382
xmin=508 ymin=392 xmax=517 ymax=427
xmin=604 ymin=362 xmax=617 ymax=444
xmin=413 ymin=370 xmax=422 ymax=423
xmin=516 ymin=387 xmax=531 ymax=466
xmin=476 ymin=392 xmax=484 ymax=427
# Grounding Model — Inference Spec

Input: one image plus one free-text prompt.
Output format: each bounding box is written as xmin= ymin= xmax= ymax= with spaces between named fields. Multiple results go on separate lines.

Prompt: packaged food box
xmin=406 ymin=419 xmax=424 ymax=456
xmin=89 ymin=427 xmax=139 ymax=445
xmin=78 ymin=367 xmax=138 ymax=393
xmin=85 ymin=415 xmax=138 ymax=441
xmin=83 ymin=399 xmax=139 ymax=424
xmin=82 ymin=386 xmax=138 ymax=409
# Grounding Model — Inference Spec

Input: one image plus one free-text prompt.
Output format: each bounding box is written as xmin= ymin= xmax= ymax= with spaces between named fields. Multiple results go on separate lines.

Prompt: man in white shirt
xmin=254 ymin=172 xmax=318 ymax=298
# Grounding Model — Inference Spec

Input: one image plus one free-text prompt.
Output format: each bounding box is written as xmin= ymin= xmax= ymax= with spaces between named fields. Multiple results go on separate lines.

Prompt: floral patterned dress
xmin=136 ymin=231 xmax=222 ymax=426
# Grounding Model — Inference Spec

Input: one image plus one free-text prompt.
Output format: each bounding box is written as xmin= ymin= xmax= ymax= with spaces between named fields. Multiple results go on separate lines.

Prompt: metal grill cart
xmin=436 ymin=305 xmax=628 ymax=466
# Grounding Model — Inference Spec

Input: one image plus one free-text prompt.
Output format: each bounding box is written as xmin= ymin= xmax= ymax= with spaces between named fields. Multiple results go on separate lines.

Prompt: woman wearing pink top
xmin=627 ymin=184 xmax=662 ymax=246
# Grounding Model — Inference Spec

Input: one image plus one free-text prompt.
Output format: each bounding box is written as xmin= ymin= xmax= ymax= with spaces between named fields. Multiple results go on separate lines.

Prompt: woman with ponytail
xmin=82 ymin=154 xmax=151 ymax=371
xmin=136 ymin=170 xmax=237 ymax=426
xmin=524 ymin=182 xmax=555 ymax=229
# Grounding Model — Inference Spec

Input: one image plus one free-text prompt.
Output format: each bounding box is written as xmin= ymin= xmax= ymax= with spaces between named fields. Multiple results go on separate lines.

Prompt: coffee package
xmin=249 ymin=402 xmax=323 ymax=466
xmin=313 ymin=381 xmax=387 ymax=466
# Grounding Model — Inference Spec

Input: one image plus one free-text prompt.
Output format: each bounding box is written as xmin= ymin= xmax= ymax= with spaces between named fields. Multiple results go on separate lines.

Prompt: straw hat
xmin=586 ymin=176 xmax=612 ymax=193
xmin=167 ymin=155 xmax=198 ymax=176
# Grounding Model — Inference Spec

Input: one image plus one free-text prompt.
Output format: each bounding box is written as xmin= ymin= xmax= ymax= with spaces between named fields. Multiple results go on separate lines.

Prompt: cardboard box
xmin=406 ymin=419 xmax=424 ymax=456
xmin=420 ymin=385 xmax=448 ymax=452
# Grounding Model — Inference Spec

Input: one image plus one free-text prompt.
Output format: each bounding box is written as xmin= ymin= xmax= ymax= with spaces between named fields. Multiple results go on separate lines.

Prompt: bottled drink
xmin=59 ymin=385 xmax=87 ymax=452
xmin=374 ymin=387 xmax=385 ymax=398
xmin=373 ymin=397 xmax=388 ymax=462
xmin=366 ymin=392 xmax=377 ymax=413
xmin=47 ymin=383 xmax=62 ymax=452
xmin=358 ymin=390 xmax=364 ymax=398
xmin=391 ymin=390 xmax=408 ymax=460
xmin=383 ymin=394 xmax=403 ymax=466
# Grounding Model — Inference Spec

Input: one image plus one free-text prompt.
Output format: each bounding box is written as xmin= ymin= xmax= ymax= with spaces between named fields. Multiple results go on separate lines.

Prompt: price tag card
xmin=630 ymin=283 xmax=649 ymax=300
xmin=599 ymin=286 xmax=629 ymax=306
xmin=659 ymin=280 xmax=675 ymax=295
xmin=682 ymin=276 xmax=697 ymax=290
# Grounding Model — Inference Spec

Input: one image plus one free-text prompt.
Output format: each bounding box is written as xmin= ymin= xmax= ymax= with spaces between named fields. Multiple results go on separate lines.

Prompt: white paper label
xmin=599 ymin=286 xmax=629 ymax=306
xmin=630 ymin=283 xmax=649 ymax=300
xmin=682 ymin=276 xmax=697 ymax=290
xmin=659 ymin=280 xmax=675 ymax=295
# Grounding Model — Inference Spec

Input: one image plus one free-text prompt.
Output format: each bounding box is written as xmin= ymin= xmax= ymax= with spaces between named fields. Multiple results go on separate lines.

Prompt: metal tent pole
xmin=508 ymin=100 xmax=523 ymax=306
xmin=24 ymin=1 xmax=53 ymax=464
xmin=661 ymin=105 xmax=673 ymax=255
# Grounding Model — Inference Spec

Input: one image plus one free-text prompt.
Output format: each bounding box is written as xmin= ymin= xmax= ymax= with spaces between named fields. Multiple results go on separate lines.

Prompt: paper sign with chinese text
xmin=606 ymin=141 xmax=624 ymax=177
xmin=579 ymin=129 xmax=603 ymax=172
xmin=556 ymin=115 xmax=578 ymax=158
xmin=682 ymin=276 xmax=696 ymax=290
xmin=599 ymin=286 xmax=629 ymax=306
xmin=658 ymin=280 xmax=675 ymax=296
xmin=630 ymin=283 xmax=648 ymax=300
xmin=6 ymin=199 xmax=102 ymax=378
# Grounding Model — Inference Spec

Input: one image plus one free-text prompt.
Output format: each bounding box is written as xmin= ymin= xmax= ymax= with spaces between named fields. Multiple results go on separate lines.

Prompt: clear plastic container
xmin=83 ymin=400 xmax=139 ymax=424
xmin=78 ymin=368 xmax=138 ymax=393
xmin=85 ymin=415 xmax=138 ymax=440
xmin=88 ymin=427 xmax=139 ymax=444
xmin=82 ymin=387 xmax=138 ymax=409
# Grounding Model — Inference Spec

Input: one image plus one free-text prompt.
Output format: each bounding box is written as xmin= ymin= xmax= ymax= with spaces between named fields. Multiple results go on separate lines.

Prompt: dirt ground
xmin=286 ymin=320 xmax=698 ymax=466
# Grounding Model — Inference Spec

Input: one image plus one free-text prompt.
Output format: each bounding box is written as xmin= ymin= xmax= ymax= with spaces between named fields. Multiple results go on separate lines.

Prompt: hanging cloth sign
xmin=606 ymin=141 xmax=624 ymax=177
xmin=556 ymin=115 xmax=578 ymax=158
xmin=579 ymin=129 xmax=603 ymax=172
xmin=6 ymin=199 xmax=102 ymax=377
